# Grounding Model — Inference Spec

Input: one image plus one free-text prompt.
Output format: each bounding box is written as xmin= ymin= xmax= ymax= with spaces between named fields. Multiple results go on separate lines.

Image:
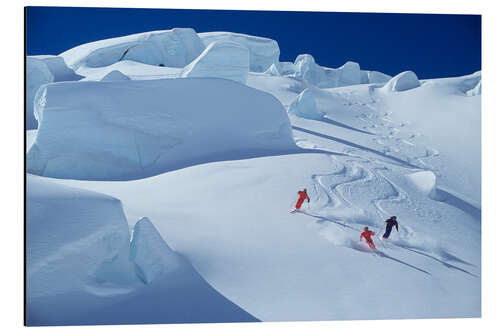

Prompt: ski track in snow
xmin=296 ymin=88 xmax=475 ymax=277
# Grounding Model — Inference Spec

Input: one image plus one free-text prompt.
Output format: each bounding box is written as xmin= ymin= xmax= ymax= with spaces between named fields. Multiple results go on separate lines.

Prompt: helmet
xmin=363 ymin=226 xmax=369 ymax=231
xmin=391 ymin=216 xmax=397 ymax=219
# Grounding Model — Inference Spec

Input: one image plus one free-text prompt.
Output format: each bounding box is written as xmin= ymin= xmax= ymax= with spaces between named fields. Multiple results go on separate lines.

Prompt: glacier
xmin=25 ymin=28 xmax=481 ymax=325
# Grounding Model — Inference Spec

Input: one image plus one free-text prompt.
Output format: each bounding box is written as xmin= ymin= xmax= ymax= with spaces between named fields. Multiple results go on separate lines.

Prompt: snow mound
xmin=60 ymin=28 xmax=205 ymax=70
xmin=180 ymin=41 xmax=250 ymax=84
xmin=26 ymin=174 xmax=132 ymax=299
xmin=130 ymin=217 xmax=183 ymax=284
xmin=100 ymin=70 xmax=131 ymax=81
xmin=406 ymin=171 xmax=438 ymax=197
xmin=26 ymin=58 xmax=54 ymax=129
xmin=27 ymin=78 xmax=297 ymax=180
xmin=383 ymin=70 xmax=421 ymax=92
xmin=30 ymin=55 xmax=83 ymax=81
xmin=199 ymin=32 xmax=280 ymax=72
xmin=288 ymin=88 xmax=324 ymax=120
xmin=264 ymin=63 xmax=281 ymax=76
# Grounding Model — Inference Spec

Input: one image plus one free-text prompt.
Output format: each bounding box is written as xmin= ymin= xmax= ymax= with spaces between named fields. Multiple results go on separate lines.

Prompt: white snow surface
xmin=181 ymin=41 xmax=250 ymax=84
xmin=27 ymin=77 xmax=297 ymax=180
xmin=199 ymin=31 xmax=280 ymax=72
xmin=26 ymin=30 xmax=481 ymax=325
xmin=60 ymin=28 xmax=205 ymax=71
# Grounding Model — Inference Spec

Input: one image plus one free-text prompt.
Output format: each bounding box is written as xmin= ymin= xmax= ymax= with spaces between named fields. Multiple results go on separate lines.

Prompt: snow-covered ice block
xmin=264 ymin=63 xmax=281 ymax=76
xmin=383 ymin=70 xmax=421 ymax=92
xmin=27 ymin=77 xmax=297 ymax=180
xmin=100 ymin=70 xmax=131 ymax=81
xmin=336 ymin=61 xmax=362 ymax=86
xmin=293 ymin=54 xmax=327 ymax=86
xmin=199 ymin=32 xmax=280 ymax=72
xmin=130 ymin=217 xmax=183 ymax=284
xmin=26 ymin=58 xmax=54 ymax=129
xmin=288 ymin=88 xmax=324 ymax=120
xmin=180 ymin=41 xmax=250 ymax=84
xmin=26 ymin=174 xmax=131 ymax=299
xmin=60 ymin=28 xmax=205 ymax=70
xmin=30 ymin=55 xmax=83 ymax=82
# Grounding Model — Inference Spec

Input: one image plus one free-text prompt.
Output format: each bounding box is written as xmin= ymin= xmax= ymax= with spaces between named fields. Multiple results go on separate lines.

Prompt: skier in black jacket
xmin=382 ymin=216 xmax=399 ymax=239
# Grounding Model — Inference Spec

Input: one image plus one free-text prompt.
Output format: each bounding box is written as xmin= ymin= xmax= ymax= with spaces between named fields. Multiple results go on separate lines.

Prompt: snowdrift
xmin=26 ymin=58 xmax=53 ymax=129
xmin=27 ymin=77 xmax=297 ymax=180
xmin=181 ymin=41 xmax=250 ymax=84
xmin=60 ymin=28 xmax=205 ymax=70
xmin=199 ymin=32 xmax=280 ymax=72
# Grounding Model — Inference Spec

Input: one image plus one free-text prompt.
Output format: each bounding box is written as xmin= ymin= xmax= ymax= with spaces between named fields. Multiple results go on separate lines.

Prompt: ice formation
xmin=383 ymin=70 xmax=421 ymax=92
xmin=27 ymin=78 xmax=297 ymax=180
xmin=30 ymin=55 xmax=83 ymax=81
xmin=26 ymin=175 xmax=131 ymax=299
xmin=264 ymin=63 xmax=281 ymax=76
xmin=199 ymin=32 xmax=280 ymax=72
xmin=287 ymin=88 xmax=324 ymax=120
xmin=130 ymin=217 xmax=183 ymax=284
xmin=293 ymin=54 xmax=327 ymax=86
xmin=26 ymin=58 xmax=54 ymax=129
xmin=60 ymin=28 xmax=206 ymax=70
xmin=180 ymin=40 xmax=250 ymax=84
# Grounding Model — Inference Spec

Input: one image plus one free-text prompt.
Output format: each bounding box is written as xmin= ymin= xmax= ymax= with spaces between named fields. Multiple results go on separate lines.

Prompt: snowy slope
xmin=26 ymin=175 xmax=258 ymax=326
xmin=25 ymin=29 xmax=481 ymax=325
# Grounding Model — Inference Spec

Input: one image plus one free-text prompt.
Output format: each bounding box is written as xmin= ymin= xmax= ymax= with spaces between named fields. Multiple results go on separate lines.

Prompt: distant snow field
xmin=25 ymin=28 xmax=481 ymax=326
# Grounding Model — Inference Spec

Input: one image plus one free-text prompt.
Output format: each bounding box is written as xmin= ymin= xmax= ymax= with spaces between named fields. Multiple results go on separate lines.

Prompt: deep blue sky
xmin=25 ymin=6 xmax=481 ymax=79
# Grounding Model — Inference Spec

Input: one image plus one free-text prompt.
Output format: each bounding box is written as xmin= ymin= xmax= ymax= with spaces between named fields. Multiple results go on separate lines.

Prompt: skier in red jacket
xmin=360 ymin=227 xmax=376 ymax=250
xmin=295 ymin=188 xmax=310 ymax=209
